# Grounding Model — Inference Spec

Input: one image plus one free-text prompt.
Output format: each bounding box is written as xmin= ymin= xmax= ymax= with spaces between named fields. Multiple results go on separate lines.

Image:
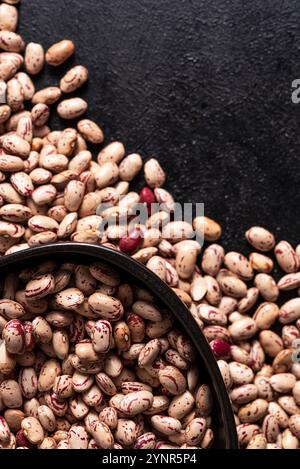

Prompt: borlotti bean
xmin=0 ymin=259 xmax=214 ymax=449
xmin=0 ymin=0 xmax=299 ymax=452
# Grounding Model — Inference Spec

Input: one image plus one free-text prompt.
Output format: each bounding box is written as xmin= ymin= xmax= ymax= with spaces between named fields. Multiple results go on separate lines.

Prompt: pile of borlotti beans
xmin=0 ymin=259 xmax=212 ymax=449
xmin=0 ymin=0 xmax=300 ymax=451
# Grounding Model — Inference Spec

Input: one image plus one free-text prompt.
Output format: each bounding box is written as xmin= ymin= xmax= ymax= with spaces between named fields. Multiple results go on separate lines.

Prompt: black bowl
xmin=0 ymin=243 xmax=238 ymax=449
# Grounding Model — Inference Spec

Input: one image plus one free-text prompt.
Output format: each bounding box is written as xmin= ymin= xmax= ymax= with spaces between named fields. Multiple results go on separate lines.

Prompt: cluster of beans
xmin=0 ymin=260 xmax=214 ymax=449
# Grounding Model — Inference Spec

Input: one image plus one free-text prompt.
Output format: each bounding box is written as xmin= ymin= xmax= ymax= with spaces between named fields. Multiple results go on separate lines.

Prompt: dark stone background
xmin=20 ymin=0 xmax=300 ymax=252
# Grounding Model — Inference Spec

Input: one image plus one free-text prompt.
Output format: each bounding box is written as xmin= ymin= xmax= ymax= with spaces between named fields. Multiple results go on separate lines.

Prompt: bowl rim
xmin=0 ymin=242 xmax=238 ymax=448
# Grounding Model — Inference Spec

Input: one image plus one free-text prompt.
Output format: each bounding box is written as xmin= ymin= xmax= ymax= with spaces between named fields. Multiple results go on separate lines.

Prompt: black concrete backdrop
xmin=20 ymin=0 xmax=300 ymax=251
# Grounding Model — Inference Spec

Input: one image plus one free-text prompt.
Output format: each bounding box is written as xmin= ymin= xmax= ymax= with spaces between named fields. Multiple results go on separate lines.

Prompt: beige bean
xmin=219 ymin=296 xmax=238 ymax=315
xmin=0 ymin=182 xmax=24 ymax=203
xmin=37 ymin=405 xmax=56 ymax=432
xmin=237 ymin=423 xmax=261 ymax=446
xmin=0 ymin=341 xmax=16 ymax=374
xmin=53 ymin=376 xmax=73 ymax=399
xmin=25 ymin=43 xmax=44 ymax=75
xmin=21 ymin=417 xmax=44 ymax=445
xmin=69 ymin=150 xmax=92 ymax=175
xmin=51 ymin=170 xmax=78 ymax=191
xmin=238 ymin=287 xmax=259 ymax=313
xmin=158 ymin=366 xmax=186 ymax=395
xmin=282 ymin=325 xmax=300 ymax=348
xmin=58 ymin=63 xmax=90 ymax=93
xmin=230 ymin=384 xmax=258 ymax=405
xmin=38 ymin=359 xmax=61 ymax=392
xmin=278 ymin=272 xmax=300 ymax=291
xmin=31 ymin=184 xmax=57 ymax=206
xmin=217 ymin=360 xmax=232 ymax=390
xmin=279 ymin=298 xmax=300 ymax=324
xmin=275 ymin=240 xmax=299 ymax=273
xmin=151 ymin=415 xmax=181 ymax=436
xmin=32 ymin=316 xmax=53 ymax=344
xmin=0 ymin=299 xmax=25 ymax=319
xmin=175 ymin=246 xmax=197 ymax=280
xmin=32 ymin=87 xmax=61 ymax=106
xmin=272 ymin=349 xmax=293 ymax=374
xmin=249 ymin=252 xmax=274 ymax=273
xmin=197 ymin=304 xmax=227 ymax=326
xmin=0 ymin=104 xmax=11 ymax=124
xmin=28 ymin=231 xmax=58 ymax=247
xmin=245 ymin=226 xmax=275 ymax=252
xmin=293 ymin=381 xmax=300 ymax=405
xmin=0 ymin=416 xmax=11 ymax=445
xmin=57 ymin=128 xmax=77 ymax=156
xmin=90 ymin=420 xmax=114 ymax=449
xmin=0 ymin=4 xmax=18 ymax=32
xmin=168 ymin=391 xmax=194 ymax=420
xmin=118 ymin=153 xmax=142 ymax=182
xmin=94 ymin=161 xmax=119 ymax=189
xmin=88 ymin=292 xmax=124 ymax=321
xmin=289 ymin=414 xmax=300 ymax=439
xmin=229 ymin=317 xmax=257 ymax=341
xmin=31 ymin=103 xmax=50 ymax=127
xmin=270 ymin=373 xmax=296 ymax=393
xmin=57 ymin=212 xmax=78 ymax=239
xmin=68 ymin=424 xmax=88 ymax=450
xmin=138 ymin=339 xmax=161 ymax=367
xmin=229 ymin=362 xmax=254 ymax=385
xmin=46 ymin=40 xmax=75 ymax=66
xmin=0 ymin=52 xmax=23 ymax=83
xmin=230 ymin=345 xmax=250 ymax=365
xmin=162 ymin=221 xmax=193 ymax=244
xmin=238 ymin=399 xmax=268 ymax=423
xmin=278 ymin=396 xmax=300 ymax=416
xmin=217 ymin=269 xmax=247 ymax=298
xmin=89 ymin=261 xmax=120 ymax=286
xmin=259 ymin=330 xmax=283 ymax=357
xmin=195 ymin=384 xmax=213 ymax=417
xmin=3 ymin=319 xmax=25 ymax=355
xmin=6 ymin=78 xmax=24 ymax=112
xmin=268 ymin=402 xmax=289 ymax=429
xmin=247 ymin=434 xmax=267 ymax=449
xmin=0 ymin=30 xmax=24 ymax=52
xmin=25 ymin=274 xmax=55 ymax=300
xmin=254 ymin=273 xmax=279 ymax=301
xmin=154 ymin=187 xmax=175 ymax=212
xmin=52 ymin=329 xmax=69 ymax=360
xmin=15 ymin=72 xmax=35 ymax=101
xmin=183 ymin=418 xmax=206 ymax=446
xmin=253 ymin=302 xmax=279 ymax=330
xmin=193 ymin=216 xmax=221 ymax=242
xmin=132 ymin=301 xmax=162 ymax=322
xmin=113 ymin=321 xmax=130 ymax=352
xmin=118 ymin=391 xmax=153 ymax=416
xmin=0 ymin=151 xmax=24 ymax=172
xmin=11 ymin=172 xmax=34 ymax=196
xmin=97 ymin=141 xmax=125 ymax=165
xmin=261 ymin=414 xmax=280 ymax=443
xmin=0 ymin=379 xmax=22 ymax=408
xmin=224 ymin=251 xmax=253 ymax=280
xmin=57 ymin=98 xmax=88 ymax=120
xmin=282 ymin=428 xmax=299 ymax=449
xmin=144 ymin=158 xmax=165 ymax=188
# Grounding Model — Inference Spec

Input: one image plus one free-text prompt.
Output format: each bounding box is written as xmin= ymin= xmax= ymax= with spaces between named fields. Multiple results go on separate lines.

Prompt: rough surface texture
xmin=20 ymin=0 xmax=300 ymax=250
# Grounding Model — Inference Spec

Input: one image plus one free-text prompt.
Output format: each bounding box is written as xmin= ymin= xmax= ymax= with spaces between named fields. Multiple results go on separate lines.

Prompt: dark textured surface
xmin=20 ymin=0 xmax=300 ymax=251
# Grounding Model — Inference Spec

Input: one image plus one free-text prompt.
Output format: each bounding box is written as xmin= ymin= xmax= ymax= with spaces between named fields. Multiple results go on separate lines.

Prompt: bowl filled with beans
xmin=0 ymin=242 xmax=238 ymax=449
